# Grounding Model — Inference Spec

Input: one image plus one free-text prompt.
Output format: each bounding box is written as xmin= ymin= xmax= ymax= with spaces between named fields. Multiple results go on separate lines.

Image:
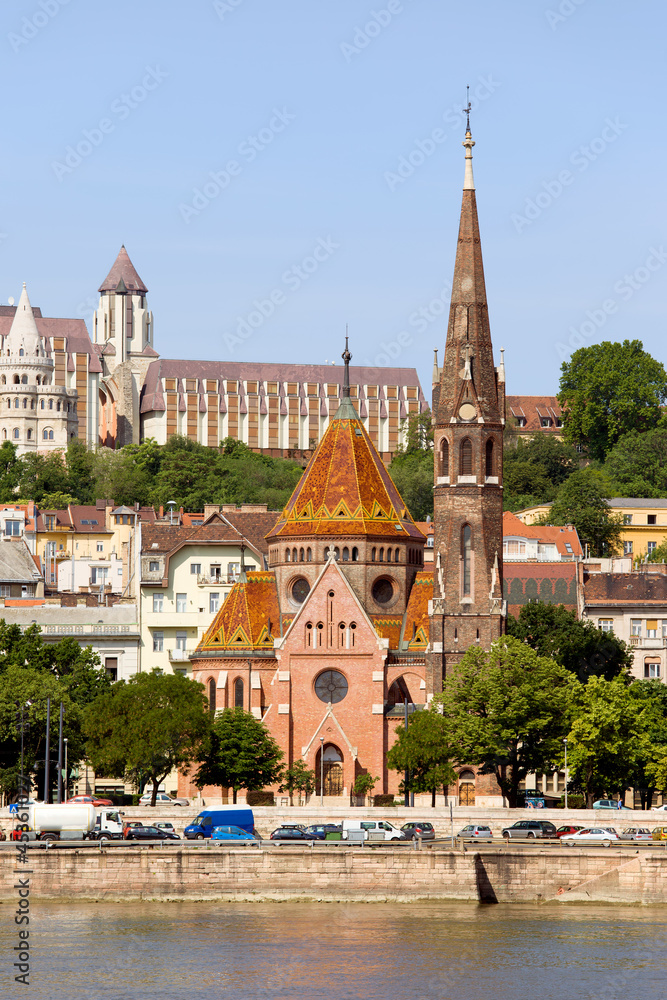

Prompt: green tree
xmin=64 ymin=438 xmax=96 ymax=504
xmin=546 ymin=468 xmax=623 ymax=556
xmin=503 ymin=433 xmax=579 ymax=510
xmin=627 ymin=680 xmax=667 ymax=808
xmin=84 ymin=672 xmax=210 ymax=804
xmin=193 ymin=708 xmax=284 ymax=803
xmin=387 ymin=709 xmax=455 ymax=807
xmin=433 ymin=636 xmax=579 ymax=807
xmin=558 ymin=339 xmax=667 ymax=461
xmin=566 ymin=676 xmax=646 ymax=806
xmin=15 ymin=452 xmax=70 ymax=503
xmin=351 ymin=772 xmax=379 ymax=804
xmin=0 ymin=441 xmax=21 ymax=501
xmin=278 ymin=760 xmax=316 ymax=804
xmin=507 ymin=602 xmax=632 ymax=682
xmin=389 ymin=408 xmax=435 ymax=520
xmin=603 ymin=428 xmax=667 ymax=499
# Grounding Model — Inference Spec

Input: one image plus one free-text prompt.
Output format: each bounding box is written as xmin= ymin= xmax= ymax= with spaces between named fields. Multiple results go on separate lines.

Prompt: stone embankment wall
xmin=3 ymin=846 xmax=667 ymax=904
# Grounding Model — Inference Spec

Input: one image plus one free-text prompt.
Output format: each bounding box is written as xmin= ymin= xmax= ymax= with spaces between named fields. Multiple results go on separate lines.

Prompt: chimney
xmin=204 ymin=504 xmax=221 ymax=519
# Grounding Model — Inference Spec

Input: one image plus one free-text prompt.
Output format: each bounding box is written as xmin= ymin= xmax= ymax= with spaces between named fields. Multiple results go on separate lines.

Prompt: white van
xmin=341 ymin=819 xmax=405 ymax=842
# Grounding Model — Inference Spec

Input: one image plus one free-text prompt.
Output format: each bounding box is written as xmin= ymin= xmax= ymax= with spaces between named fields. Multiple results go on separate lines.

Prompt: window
xmin=631 ymin=620 xmax=642 ymax=637
xmin=149 ymin=561 xmax=159 ymax=571
xmin=460 ymin=439 xmax=473 ymax=476
xmin=485 ymin=439 xmax=494 ymax=478
xmin=48 ymin=399 xmax=53 ymax=410
xmin=645 ymin=661 xmax=661 ymax=679
xmin=647 ymin=620 xmax=658 ymax=639
xmin=96 ymin=541 xmax=104 ymax=553
xmin=4 ymin=520 xmax=20 ymax=536
xmin=648 ymin=542 xmax=657 ymax=554
xmin=504 ymin=540 xmax=526 ymax=557
xmin=175 ymin=631 xmax=187 ymax=651
xmin=190 ymin=563 xmax=201 ymax=575
xmin=13 ymin=429 xmax=19 ymax=439
xmin=648 ymin=514 xmax=657 ymax=525
xmin=599 ymin=620 xmax=614 ymax=633
xmin=234 ymin=677 xmax=244 ymax=708
xmin=440 ymin=438 xmax=449 ymax=478
xmin=153 ymin=593 xmax=164 ymax=613
xmin=624 ymin=541 xmax=633 ymax=556
xmin=462 ymin=524 xmax=472 ymax=597
xmin=540 ymin=417 xmax=551 ymax=427
xmin=208 ymin=678 xmax=216 ymax=714
xmin=623 ymin=514 xmax=633 ymax=525
xmin=209 ymin=563 xmax=221 ymax=581
xmin=104 ymin=657 xmax=118 ymax=682
xmin=210 ymin=592 xmax=220 ymax=614
xmin=90 ymin=567 xmax=108 ymax=585
xmin=26 ymin=429 xmax=32 ymax=439
xmin=0 ymin=585 xmax=10 ymax=597
xmin=352 ymin=547 xmax=358 ymax=561
xmin=176 ymin=593 xmax=187 ymax=613
xmin=662 ymin=620 xmax=667 ymax=639
xmin=153 ymin=631 xmax=164 ymax=652
xmin=13 ymin=399 xmax=18 ymax=409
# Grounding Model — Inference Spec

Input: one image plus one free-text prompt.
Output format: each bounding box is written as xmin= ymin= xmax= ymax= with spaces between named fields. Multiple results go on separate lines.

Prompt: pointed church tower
xmin=92 ymin=245 xmax=154 ymax=370
xmin=427 ymin=121 xmax=506 ymax=694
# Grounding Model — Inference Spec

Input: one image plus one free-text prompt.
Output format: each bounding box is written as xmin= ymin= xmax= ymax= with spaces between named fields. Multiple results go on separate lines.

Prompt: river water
xmin=4 ymin=900 xmax=666 ymax=999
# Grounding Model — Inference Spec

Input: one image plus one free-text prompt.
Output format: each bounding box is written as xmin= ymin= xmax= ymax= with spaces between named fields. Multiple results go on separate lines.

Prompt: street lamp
xmin=320 ymin=737 xmax=324 ymax=808
xmin=63 ymin=739 xmax=68 ymax=803
xmin=563 ymin=738 xmax=568 ymax=810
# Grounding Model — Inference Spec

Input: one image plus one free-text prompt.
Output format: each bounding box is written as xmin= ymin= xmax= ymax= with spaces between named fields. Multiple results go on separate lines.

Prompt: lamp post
xmin=320 ymin=737 xmax=324 ymax=808
xmin=63 ymin=739 xmax=68 ymax=803
xmin=563 ymin=738 xmax=568 ymax=810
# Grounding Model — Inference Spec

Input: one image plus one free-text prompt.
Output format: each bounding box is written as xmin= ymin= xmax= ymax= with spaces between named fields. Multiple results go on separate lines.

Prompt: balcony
xmin=630 ymin=636 xmax=666 ymax=648
xmin=168 ymin=648 xmax=191 ymax=662
xmin=197 ymin=574 xmax=236 ymax=586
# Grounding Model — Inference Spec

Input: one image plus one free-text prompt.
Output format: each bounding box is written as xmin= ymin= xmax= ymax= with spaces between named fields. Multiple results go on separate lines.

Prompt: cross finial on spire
xmin=462 ymin=86 xmax=476 ymax=191
xmin=463 ymin=85 xmax=472 ymax=134
xmin=341 ymin=328 xmax=351 ymax=398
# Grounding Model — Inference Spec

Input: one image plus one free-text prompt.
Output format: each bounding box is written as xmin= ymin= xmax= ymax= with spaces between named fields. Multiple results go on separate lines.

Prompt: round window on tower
xmin=315 ymin=669 xmax=348 ymax=705
xmin=291 ymin=578 xmax=311 ymax=605
xmin=372 ymin=577 xmax=395 ymax=606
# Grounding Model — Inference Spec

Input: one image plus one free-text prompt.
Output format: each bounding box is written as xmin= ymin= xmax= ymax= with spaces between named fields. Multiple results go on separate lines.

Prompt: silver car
xmin=618 ymin=827 xmax=652 ymax=842
xmin=502 ymin=820 xmax=558 ymax=840
xmin=457 ymin=824 xmax=493 ymax=840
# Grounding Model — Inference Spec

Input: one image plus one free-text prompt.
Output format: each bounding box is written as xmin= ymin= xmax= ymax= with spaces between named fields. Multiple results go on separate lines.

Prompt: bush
xmin=246 ymin=790 xmax=275 ymax=806
xmin=373 ymin=794 xmax=396 ymax=808
xmin=558 ymin=793 xmax=586 ymax=809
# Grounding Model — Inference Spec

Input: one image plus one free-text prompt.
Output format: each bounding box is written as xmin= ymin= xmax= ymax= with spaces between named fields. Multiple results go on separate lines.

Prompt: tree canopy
xmin=545 ymin=468 xmax=623 ymax=556
xmin=193 ymin=708 xmax=284 ymax=803
xmin=602 ymin=428 xmax=667 ymax=499
xmin=433 ymin=636 xmax=578 ymax=807
xmin=503 ymin=433 xmax=579 ymax=511
xmin=388 ymin=409 xmax=434 ymax=521
xmin=387 ymin=709 xmax=455 ymax=806
xmin=507 ymin=601 xmax=632 ymax=682
xmin=558 ymin=339 xmax=667 ymax=461
xmin=84 ymin=671 xmax=210 ymax=803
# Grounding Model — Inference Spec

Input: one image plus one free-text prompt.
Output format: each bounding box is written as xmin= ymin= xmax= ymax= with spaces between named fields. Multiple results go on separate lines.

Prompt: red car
xmin=556 ymin=824 xmax=585 ymax=838
xmin=67 ymin=794 xmax=114 ymax=807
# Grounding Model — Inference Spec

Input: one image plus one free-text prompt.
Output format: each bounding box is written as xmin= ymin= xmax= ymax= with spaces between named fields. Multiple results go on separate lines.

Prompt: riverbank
xmin=2 ymin=845 xmax=667 ymax=905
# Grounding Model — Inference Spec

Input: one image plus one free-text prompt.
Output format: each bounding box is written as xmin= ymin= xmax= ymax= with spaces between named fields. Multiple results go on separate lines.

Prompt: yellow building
xmin=515 ymin=498 xmax=667 ymax=560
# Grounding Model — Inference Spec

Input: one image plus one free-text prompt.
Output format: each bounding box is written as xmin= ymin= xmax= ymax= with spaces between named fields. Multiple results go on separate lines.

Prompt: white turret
xmin=6 ymin=284 xmax=45 ymax=358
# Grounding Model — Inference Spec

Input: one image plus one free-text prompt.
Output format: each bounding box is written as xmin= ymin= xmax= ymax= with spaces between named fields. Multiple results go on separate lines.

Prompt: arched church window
xmin=0 ymin=376 xmax=5 ymax=385
xmin=13 ymin=428 xmax=19 ymax=440
xmin=462 ymin=524 xmax=472 ymax=597
xmin=57 ymin=401 xmax=61 ymax=412
xmin=460 ymin=439 xmax=473 ymax=476
xmin=352 ymin=547 xmax=359 ymax=562
xmin=27 ymin=429 xmax=32 ymax=440
xmin=305 ymin=622 xmax=313 ymax=647
xmin=371 ymin=547 xmax=376 ymax=561
xmin=14 ymin=399 xmax=18 ymax=409
xmin=334 ymin=547 xmax=340 ymax=560
xmin=292 ymin=547 xmax=297 ymax=562
xmin=234 ymin=677 xmax=244 ymax=709
xmin=395 ymin=548 xmax=400 ymax=562
xmin=13 ymin=375 xmax=19 ymax=384
xmin=286 ymin=548 xmax=291 ymax=562
xmin=349 ymin=622 xmax=356 ymax=646
xmin=40 ymin=400 xmax=44 ymax=410
xmin=22 ymin=399 xmax=27 ymax=409
xmin=30 ymin=401 xmax=34 ymax=410
xmin=48 ymin=400 xmax=53 ymax=410
xmin=306 ymin=547 xmax=312 ymax=562
xmin=379 ymin=548 xmax=384 ymax=562
xmin=299 ymin=547 xmax=304 ymax=562
xmin=485 ymin=439 xmax=494 ymax=478
xmin=316 ymin=622 xmax=324 ymax=647
xmin=440 ymin=438 xmax=449 ymax=478
xmin=342 ymin=547 xmax=349 ymax=561
xmin=208 ymin=678 xmax=216 ymax=715
xmin=19 ymin=349 xmax=24 ymax=357
xmin=21 ymin=375 xmax=27 ymax=384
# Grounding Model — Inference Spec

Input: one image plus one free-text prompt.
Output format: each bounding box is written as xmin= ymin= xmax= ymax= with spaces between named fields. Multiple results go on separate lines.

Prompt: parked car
xmin=125 ymin=825 xmax=180 ymax=841
xmin=154 ymin=822 xmax=176 ymax=833
xmin=401 ymin=822 xmax=436 ymax=842
xmin=592 ymin=799 xmax=630 ymax=810
xmin=457 ymin=824 xmax=493 ymax=840
xmin=652 ymin=827 xmax=667 ymax=840
xmin=561 ymin=828 xmax=620 ymax=846
xmin=556 ymin=825 xmax=585 ymax=838
xmin=651 ymin=804 xmax=667 ymax=811
xmin=269 ymin=827 xmax=318 ymax=841
xmin=618 ymin=827 xmax=652 ymax=842
xmin=123 ymin=820 xmax=143 ymax=837
xmin=341 ymin=820 xmax=406 ymax=842
xmin=139 ymin=792 xmax=189 ymax=806
xmin=502 ymin=820 xmax=558 ymax=840
xmin=304 ymin=824 xmax=342 ymax=840
xmin=211 ymin=825 xmax=258 ymax=842
xmin=67 ymin=794 xmax=114 ymax=807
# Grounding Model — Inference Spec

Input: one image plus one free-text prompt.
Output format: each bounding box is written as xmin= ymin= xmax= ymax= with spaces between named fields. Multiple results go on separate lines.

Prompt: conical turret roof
xmin=267 ymin=411 xmax=424 ymax=541
xmin=98 ymin=245 xmax=148 ymax=294
xmin=6 ymin=284 xmax=44 ymax=357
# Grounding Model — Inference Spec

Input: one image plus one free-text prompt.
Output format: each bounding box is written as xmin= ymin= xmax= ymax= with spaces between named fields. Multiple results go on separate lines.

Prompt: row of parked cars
xmin=458 ymin=820 xmax=665 ymax=844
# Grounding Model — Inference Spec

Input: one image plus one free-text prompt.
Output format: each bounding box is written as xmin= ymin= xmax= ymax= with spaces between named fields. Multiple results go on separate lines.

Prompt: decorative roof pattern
xmin=370 ymin=616 xmax=403 ymax=648
xmin=267 ymin=416 xmax=424 ymax=541
xmin=197 ymin=571 xmax=280 ymax=651
xmin=402 ymin=571 xmax=433 ymax=650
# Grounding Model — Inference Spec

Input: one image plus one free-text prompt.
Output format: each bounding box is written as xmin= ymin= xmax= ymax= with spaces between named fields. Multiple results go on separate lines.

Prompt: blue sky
xmin=1 ymin=0 xmax=664 ymax=399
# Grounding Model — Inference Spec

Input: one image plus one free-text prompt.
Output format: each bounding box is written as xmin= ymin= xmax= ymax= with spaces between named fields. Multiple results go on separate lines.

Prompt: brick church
xmin=184 ymin=123 xmax=506 ymax=806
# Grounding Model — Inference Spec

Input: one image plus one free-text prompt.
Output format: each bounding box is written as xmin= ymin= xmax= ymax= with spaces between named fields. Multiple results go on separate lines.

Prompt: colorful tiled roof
xmin=503 ymin=511 xmax=583 ymax=557
xmin=371 ymin=616 xmax=403 ymax=648
xmin=197 ymin=571 xmax=280 ymax=651
xmin=267 ymin=415 xmax=425 ymax=541
xmin=403 ymin=571 xmax=433 ymax=650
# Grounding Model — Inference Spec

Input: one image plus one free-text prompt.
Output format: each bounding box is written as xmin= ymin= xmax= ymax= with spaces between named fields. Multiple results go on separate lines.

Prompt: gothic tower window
xmin=234 ymin=677 xmax=244 ymax=709
xmin=299 ymin=547 xmax=304 ymax=562
xmin=461 ymin=524 xmax=472 ymax=597
xmin=13 ymin=428 xmax=19 ymax=440
xmin=440 ymin=438 xmax=449 ymax=478
xmin=12 ymin=375 xmax=19 ymax=384
xmin=286 ymin=548 xmax=291 ymax=562
xmin=352 ymin=547 xmax=359 ymax=561
xmin=208 ymin=678 xmax=216 ymax=715
xmin=21 ymin=375 xmax=27 ymax=384
xmin=342 ymin=547 xmax=349 ymax=561
xmin=27 ymin=429 xmax=32 ymax=440
xmin=306 ymin=547 xmax=312 ymax=561
xmin=485 ymin=439 xmax=494 ymax=478
xmin=460 ymin=439 xmax=473 ymax=476
xmin=14 ymin=399 xmax=18 ymax=409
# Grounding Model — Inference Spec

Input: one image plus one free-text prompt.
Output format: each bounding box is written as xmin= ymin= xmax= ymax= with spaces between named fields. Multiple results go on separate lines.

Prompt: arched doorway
xmin=316 ymin=744 xmax=344 ymax=796
xmin=458 ymin=769 xmax=476 ymax=806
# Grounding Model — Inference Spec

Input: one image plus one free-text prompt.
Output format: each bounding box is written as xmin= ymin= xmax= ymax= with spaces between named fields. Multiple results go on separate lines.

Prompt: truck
xmin=184 ymin=807 xmax=255 ymax=840
xmin=13 ymin=803 xmax=124 ymax=842
xmin=341 ymin=819 xmax=406 ymax=842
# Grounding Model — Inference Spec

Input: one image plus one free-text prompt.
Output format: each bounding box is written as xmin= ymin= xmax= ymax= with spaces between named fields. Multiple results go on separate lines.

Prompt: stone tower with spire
xmin=93 ymin=246 xmax=159 ymax=447
xmin=427 ymin=123 xmax=506 ymax=694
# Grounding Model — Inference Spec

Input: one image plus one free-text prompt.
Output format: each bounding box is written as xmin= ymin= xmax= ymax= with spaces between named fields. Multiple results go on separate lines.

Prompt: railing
xmin=197 ymin=574 xmax=237 ymax=585
xmin=42 ymin=624 xmax=136 ymax=635
xmin=168 ymin=648 xmax=190 ymax=661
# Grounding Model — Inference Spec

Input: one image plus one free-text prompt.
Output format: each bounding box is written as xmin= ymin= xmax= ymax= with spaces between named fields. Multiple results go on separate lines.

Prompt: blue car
xmin=211 ymin=825 xmax=257 ymax=842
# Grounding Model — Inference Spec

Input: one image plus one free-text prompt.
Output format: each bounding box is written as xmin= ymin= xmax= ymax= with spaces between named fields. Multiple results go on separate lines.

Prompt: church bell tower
xmin=427 ymin=116 xmax=506 ymax=694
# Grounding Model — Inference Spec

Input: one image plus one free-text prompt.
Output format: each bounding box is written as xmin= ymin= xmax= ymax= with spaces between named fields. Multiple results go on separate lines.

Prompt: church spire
xmin=334 ymin=332 xmax=358 ymax=420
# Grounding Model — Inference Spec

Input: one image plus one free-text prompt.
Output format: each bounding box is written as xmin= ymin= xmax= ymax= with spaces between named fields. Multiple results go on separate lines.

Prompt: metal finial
xmin=463 ymin=85 xmax=471 ymax=133
xmin=342 ymin=328 xmax=351 ymax=398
